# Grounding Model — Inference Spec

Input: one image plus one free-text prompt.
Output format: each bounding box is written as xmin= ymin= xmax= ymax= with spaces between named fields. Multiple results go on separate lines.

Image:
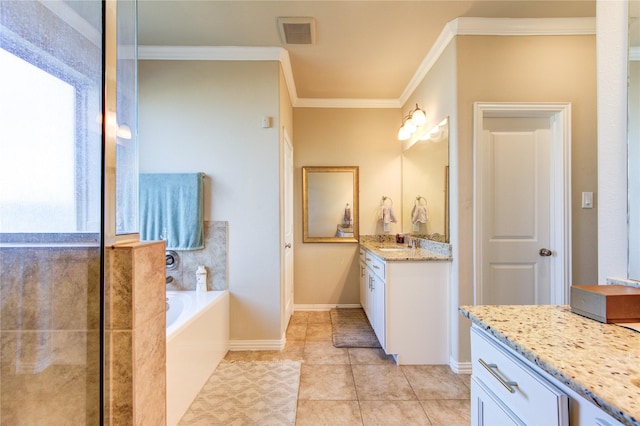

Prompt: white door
xmin=283 ymin=131 xmax=294 ymax=325
xmin=475 ymin=103 xmax=572 ymax=306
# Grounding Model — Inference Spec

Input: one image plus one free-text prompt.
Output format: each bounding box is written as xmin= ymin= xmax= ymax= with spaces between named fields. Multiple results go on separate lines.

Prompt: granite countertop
xmin=459 ymin=305 xmax=640 ymax=426
xmin=360 ymin=240 xmax=451 ymax=261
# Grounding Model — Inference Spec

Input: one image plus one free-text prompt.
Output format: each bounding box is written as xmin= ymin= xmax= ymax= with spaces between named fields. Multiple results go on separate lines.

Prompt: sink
xmin=377 ymin=247 xmax=410 ymax=252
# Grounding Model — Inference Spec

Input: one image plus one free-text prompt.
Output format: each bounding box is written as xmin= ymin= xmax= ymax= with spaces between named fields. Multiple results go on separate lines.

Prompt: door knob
xmin=539 ymin=248 xmax=553 ymax=257
xmin=285 ymin=243 xmax=292 ymax=249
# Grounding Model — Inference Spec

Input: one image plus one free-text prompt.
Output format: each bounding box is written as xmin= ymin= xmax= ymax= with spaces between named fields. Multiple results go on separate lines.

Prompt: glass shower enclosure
xmin=0 ymin=0 xmax=137 ymax=423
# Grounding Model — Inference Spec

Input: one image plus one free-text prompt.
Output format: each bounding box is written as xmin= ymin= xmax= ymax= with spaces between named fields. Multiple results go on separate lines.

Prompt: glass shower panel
xmin=0 ymin=1 xmax=103 ymax=423
xmin=115 ymin=0 xmax=139 ymax=235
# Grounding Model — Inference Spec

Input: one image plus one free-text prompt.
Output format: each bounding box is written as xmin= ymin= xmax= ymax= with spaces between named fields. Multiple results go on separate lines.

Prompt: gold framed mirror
xmin=303 ymin=166 xmax=359 ymax=243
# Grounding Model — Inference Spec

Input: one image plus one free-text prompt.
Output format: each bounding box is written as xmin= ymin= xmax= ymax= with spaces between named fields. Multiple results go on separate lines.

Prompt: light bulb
xmin=403 ymin=120 xmax=416 ymax=134
xmin=398 ymin=126 xmax=411 ymax=141
xmin=117 ymin=124 xmax=132 ymax=140
xmin=411 ymin=108 xmax=426 ymax=126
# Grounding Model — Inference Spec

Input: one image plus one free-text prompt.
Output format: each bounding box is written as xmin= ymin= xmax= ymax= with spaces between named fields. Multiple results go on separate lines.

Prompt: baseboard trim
xmin=449 ymin=357 xmax=472 ymax=374
xmin=294 ymin=303 xmax=361 ymax=311
xmin=228 ymin=339 xmax=285 ymax=351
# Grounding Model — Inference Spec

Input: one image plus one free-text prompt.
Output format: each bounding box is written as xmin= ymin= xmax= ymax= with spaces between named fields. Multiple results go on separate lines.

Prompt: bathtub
xmin=166 ymin=290 xmax=229 ymax=426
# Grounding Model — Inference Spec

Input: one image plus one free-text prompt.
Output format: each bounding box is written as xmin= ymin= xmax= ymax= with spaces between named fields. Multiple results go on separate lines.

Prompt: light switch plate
xmin=261 ymin=116 xmax=272 ymax=128
xmin=582 ymin=191 xmax=593 ymax=209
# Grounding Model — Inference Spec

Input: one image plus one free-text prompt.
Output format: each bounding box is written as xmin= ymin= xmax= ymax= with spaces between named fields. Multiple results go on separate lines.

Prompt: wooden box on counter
xmin=570 ymin=284 xmax=640 ymax=323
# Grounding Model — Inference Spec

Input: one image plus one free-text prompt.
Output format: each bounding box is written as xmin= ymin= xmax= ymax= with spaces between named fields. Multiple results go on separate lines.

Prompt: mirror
xmin=629 ymin=1 xmax=640 ymax=279
xmin=303 ymin=166 xmax=359 ymax=243
xmin=401 ymin=118 xmax=449 ymax=242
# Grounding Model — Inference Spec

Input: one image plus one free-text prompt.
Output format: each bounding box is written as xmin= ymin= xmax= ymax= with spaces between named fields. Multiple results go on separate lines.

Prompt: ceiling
xmin=137 ymin=1 xmax=595 ymax=104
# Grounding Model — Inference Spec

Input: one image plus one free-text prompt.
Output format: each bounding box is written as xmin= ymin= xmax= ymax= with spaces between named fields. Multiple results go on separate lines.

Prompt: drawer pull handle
xmin=373 ymin=265 xmax=380 ymax=269
xmin=366 ymin=257 xmax=372 ymax=261
xmin=478 ymin=358 xmax=518 ymax=394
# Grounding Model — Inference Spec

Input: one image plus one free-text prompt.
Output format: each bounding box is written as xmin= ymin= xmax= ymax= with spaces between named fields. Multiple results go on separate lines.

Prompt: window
xmin=0 ymin=47 xmax=101 ymax=233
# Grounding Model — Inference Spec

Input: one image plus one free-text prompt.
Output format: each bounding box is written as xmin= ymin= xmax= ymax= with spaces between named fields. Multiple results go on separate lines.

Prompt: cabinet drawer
xmin=365 ymin=253 xmax=385 ymax=279
xmin=471 ymin=327 xmax=569 ymax=426
xmin=359 ymin=248 xmax=366 ymax=263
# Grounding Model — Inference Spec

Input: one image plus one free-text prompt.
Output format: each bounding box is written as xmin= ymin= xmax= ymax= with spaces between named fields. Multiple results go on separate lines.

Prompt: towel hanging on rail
xmin=139 ymin=173 xmax=204 ymax=250
xmin=379 ymin=196 xmax=397 ymax=232
xmin=343 ymin=203 xmax=352 ymax=227
xmin=411 ymin=197 xmax=428 ymax=225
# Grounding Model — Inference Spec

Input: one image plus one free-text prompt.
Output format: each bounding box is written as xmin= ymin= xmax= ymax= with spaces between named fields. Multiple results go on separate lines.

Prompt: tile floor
xmin=224 ymin=311 xmax=471 ymax=425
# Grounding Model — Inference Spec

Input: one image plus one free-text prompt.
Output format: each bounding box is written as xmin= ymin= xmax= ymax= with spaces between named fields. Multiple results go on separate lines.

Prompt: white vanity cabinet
xmin=471 ymin=326 xmax=569 ymax=426
xmin=470 ymin=325 xmax=624 ymax=426
xmin=359 ymin=249 xmax=367 ymax=310
xmin=362 ymin=251 xmax=386 ymax=348
xmin=359 ymin=246 xmax=450 ymax=364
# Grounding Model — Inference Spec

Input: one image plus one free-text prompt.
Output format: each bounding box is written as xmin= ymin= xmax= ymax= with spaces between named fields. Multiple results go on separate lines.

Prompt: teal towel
xmin=139 ymin=173 xmax=204 ymax=250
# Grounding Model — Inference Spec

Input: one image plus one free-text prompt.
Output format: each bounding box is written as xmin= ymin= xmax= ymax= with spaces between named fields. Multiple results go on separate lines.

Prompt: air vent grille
xmin=278 ymin=17 xmax=316 ymax=45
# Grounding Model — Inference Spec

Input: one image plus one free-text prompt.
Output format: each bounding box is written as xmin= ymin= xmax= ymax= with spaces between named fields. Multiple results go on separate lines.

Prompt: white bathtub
xmin=166 ymin=290 xmax=229 ymax=426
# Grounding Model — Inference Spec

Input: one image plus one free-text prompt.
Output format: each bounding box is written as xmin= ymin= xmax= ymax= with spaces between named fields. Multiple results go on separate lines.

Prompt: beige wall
xmin=454 ymin=34 xmax=597 ymax=361
xmin=137 ymin=34 xmax=597 ymax=356
xmin=400 ymin=40 xmax=461 ymax=363
xmin=139 ymin=60 xmax=285 ymax=341
xmin=293 ymin=108 xmax=400 ymax=305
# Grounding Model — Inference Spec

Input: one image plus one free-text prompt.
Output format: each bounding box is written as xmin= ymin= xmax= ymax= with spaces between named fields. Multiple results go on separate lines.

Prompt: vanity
xmin=359 ymin=238 xmax=451 ymax=365
xmin=460 ymin=305 xmax=639 ymax=426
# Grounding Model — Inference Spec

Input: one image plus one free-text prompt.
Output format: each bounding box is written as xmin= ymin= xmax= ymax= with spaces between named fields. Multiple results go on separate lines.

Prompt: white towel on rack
xmin=343 ymin=204 xmax=352 ymax=226
xmin=411 ymin=204 xmax=428 ymax=224
xmin=380 ymin=205 xmax=397 ymax=224
xmin=379 ymin=205 xmax=397 ymax=232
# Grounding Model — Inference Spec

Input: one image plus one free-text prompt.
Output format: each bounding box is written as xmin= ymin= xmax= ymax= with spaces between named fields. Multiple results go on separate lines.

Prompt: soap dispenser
xmin=196 ymin=266 xmax=207 ymax=292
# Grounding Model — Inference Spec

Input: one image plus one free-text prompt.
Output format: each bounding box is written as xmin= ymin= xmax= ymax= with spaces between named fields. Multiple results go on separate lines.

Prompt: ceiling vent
xmin=277 ymin=17 xmax=316 ymax=45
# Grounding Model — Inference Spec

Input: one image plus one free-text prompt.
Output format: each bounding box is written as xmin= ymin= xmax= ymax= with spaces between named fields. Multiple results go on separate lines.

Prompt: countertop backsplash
xmin=359 ymin=234 xmax=452 ymax=258
xmin=606 ymin=276 xmax=640 ymax=289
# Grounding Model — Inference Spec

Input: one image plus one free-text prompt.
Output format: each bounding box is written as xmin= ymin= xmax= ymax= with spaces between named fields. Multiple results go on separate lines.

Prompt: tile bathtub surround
xmin=106 ymin=241 xmax=166 ymax=426
xmin=166 ymin=221 xmax=228 ymax=291
xmin=460 ymin=304 xmax=640 ymax=426
xmin=222 ymin=310 xmax=471 ymax=425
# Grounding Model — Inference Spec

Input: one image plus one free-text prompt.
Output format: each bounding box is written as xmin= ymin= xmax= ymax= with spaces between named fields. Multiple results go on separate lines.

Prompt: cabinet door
xmin=363 ymin=269 xmax=373 ymax=322
xmin=359 ymin=261 xmax=366 ymax=310
xmin=371 ymin=273 xmax=386 ymax=348
xmin=471 ymin=377 xmax=523 ymax=426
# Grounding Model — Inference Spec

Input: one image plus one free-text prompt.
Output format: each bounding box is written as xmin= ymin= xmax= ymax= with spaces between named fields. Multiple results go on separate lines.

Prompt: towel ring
xmin=381 ymin=196 xmax=393 ymax=206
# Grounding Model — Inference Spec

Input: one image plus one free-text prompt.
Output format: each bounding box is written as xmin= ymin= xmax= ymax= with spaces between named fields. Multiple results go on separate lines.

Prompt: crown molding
xmin=138 ymin=45 xmax=284 ymax=61
xmin=456 ymin=16 xmax=596 ymax=36
xmin=294 ymin=98 xmax=401 ymax=109
xmin=397 ymin=18 xmax=458 ymax=107
xmin=139 ymin=17 xmax=596 ymax=109
xmin=139 ymin=45 xmax=300 ymax=105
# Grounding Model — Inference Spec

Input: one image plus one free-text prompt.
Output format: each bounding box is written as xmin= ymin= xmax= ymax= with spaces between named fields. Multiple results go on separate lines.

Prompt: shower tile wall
xmin=0 ymin=245 xmax=101 ymax=424
xmin=105 ymin=240 xmax=166 ymax=426
xmin=166 ymin=221 xmax=228 ymax=291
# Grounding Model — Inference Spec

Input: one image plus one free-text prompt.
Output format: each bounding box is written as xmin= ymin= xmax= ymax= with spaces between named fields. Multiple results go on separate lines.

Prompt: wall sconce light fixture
xmin=397 ymin=103 xmax=426 ymax=141
xmin=116 ymin=124 xmax=132 ymax=140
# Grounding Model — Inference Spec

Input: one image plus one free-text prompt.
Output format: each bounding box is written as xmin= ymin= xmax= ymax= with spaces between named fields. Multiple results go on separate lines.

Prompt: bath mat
xmin=178 ymin=360 xmax=301 ymax=426
xmin=330 ymin=308 xmax=381 ymax=348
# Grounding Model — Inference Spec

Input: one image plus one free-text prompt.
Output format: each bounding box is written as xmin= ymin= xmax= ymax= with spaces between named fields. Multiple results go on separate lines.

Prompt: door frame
xmin=281 ymin=127 xmax=294 ymax=331
xmin=473 ymin=102 xmax=572 ymax=305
